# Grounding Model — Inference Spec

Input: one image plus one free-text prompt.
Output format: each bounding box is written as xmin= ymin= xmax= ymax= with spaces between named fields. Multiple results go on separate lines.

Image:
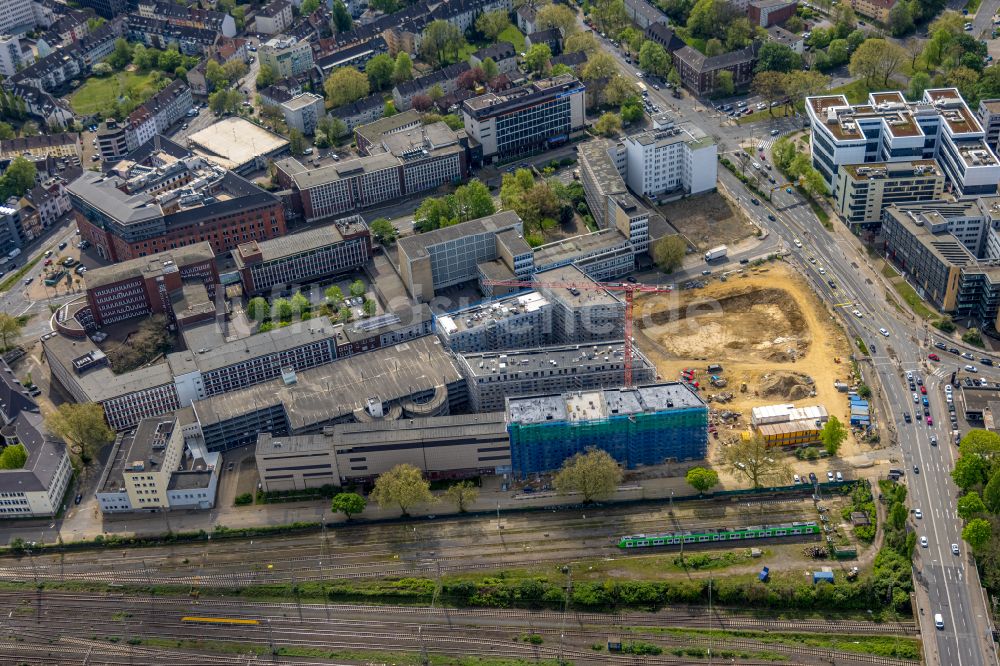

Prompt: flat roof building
xmin=458 ymin=341 xmax=656 ymax=411
xmin=506 ymin=382 xmax=709 ymax=477
xmin=437 ymin=291 xmax=552 ymax=353
xmin=834 ymin=161 xmax=945 ymax=227
xmin=535 ymin=264 xmax=626 ymax=343
xmin=622 ymin=119 xmax=717 ymax=199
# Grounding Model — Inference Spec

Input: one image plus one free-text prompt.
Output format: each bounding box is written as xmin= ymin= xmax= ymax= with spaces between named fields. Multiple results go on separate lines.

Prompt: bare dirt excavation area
xmin=660 ymin=191 xmax=757 ymax=251
xmin=634 ymin=262 xmax=856 ymax=487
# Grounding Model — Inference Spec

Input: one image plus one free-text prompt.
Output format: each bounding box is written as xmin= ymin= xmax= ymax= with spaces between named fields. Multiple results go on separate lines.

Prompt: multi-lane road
xmin=587 ymin=28 xmax=999 ymax=665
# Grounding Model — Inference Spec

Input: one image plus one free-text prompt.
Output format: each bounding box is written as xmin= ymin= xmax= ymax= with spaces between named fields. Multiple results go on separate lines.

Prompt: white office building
xmin=806 ymin=88 xmax=1000 ymax=198
xmin=622 ymin=118 xmax=718 ymax=198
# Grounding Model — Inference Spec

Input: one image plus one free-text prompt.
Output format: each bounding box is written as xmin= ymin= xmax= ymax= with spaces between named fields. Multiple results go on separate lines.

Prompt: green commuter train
xmin=617 ymin=521 xmax=821 ymax=548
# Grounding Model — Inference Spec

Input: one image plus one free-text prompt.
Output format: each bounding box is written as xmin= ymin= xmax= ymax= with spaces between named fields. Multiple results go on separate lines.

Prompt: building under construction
xmin=505 ymin=382 xmax=708 ymax=477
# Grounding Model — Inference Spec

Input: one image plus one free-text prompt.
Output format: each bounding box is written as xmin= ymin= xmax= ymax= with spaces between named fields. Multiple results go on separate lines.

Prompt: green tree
xmin=362 ymin=298 xmax=376 ymax=317
xmin=756 ymin=42 xmax=801 ymax=73
xmin=952 ymin=452 xmax=991 ymax=491
xmin=369 ymin=217 xmax=397 ymax=244
xmin=725 ymin=17 xmax=753 ymax=50
xmin=300 ymin=0 xmax=320 ymax=14
xmin=958 ymin=491 xmax=987 ymax=520
xmin=685 ymin=467 xmax=719 ymax=494
xmin=208 ymin=88 xmax=240 ymax=115
xmin=724 ymin=433 xmax=791 ymax=488
xmin=158 ymin=48 xmax=183 ymax=74
xmin=565 ymin=32 xmax=600 ymax=56
xmin=668 ymin=67 xmax=681 ymax=88
xmin=257 ymin=64 xmax=277 ymax=90
xmin=366 ymin=53 xmax=396 ymax=90
xmin=0 ymin=122 xmax=13 ymax=140
xmin=444 ymin=480 xmax=479 ymax=512
xmin=820 ymin=415 xmax=847 ymax=456
xmin=0 ymin=157 xmax=36 ymax=199
xmin=0 ymin=444 xmax=26 ymax=470
xmin=963 ymin=518 xmax=992 ymax=551
xmin=421 ymin=20 xmax=466 ymax=67
xmin=324 ymin=67 xmax=370 ymax=108
xmin=593 ymin=112 xmax=622 ymax=136
xmin=752 ymin=71 xmax=786 ymax=115
xmin=415 ymin=196 xmax=456 ymax=231
xmin=383 ymin=100 xmax=398 ymax=117
xmin=330 ymin=492 xmax=366 ymax=519
xmin=223 ymin=59 xmax=248 ymax=83
xmin=525 ymin=43 xmax=552 ymax=73
xmin=371 ymin=463 xmax=435 ymax=515
xmin=889 ymin=501 xmax=908 ymax=530
xmin=349 ymin=279 xmax=366 ymax=298
xmin=888 ymin=0 xmax=914 ymax=36
xmin=109 ymin=38 xmax=133 ymax=69
xmin=246 ymin=296 xmax=270 ymax=322
xmin=849 ymin=38 xmax=907 ymax=88
xmin=553 ymin=448 xmax=624 ymax=502
xmin=206 ymin=59 xmax=228 ymax=92
xmin=273 ymin=298 xmax=294 ymax=321
xmin=475 ymin=9 xmax=511 ymax=40
xmin=603 ymin=75 xmax=638 ymax=106
xmin=45 ymin=403 xmax=114 ymax=464
xmin=652 ymin=235 xmax=686 ymax=272
xmin=536 ymin=3 xmax=578 ymax=34
xmin=0 ymin=312 xmax=23 ymax=350
xmin=827 ymin=39 xmax=850 ymax=66
xmin=705 ymin=38 xmax=724 ymax=57
xmin=290 ymin=291 xmax=311 ymax=315
xmin=452 ymin=180 xmax=495 ymax=221
xmin=621 ymin=98 xmax=643 ymax=123
xmin=393 ymin=52 xmax=413 ymax=83
xmin=325 ymin=285 xmax=344 ymax=304
xmin=289 ymin=128 xmax=306 ymax=154
xmin=638 ymin=41 xmax=670 ymax=77
xmin=332 ymin=0 xmax=353 ymax=32
xmin=581 ymin=52 xmax=618 ymax=84
xmin=481 ymin=57 xmax=500 ymax=81
xmin=985 ymin=469 xmax=1000 ymax=513
xmin=715 ymin=70 xmax=734 ymax=96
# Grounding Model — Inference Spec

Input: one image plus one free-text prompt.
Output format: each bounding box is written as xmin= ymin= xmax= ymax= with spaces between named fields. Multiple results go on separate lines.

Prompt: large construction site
xmin=634 ymin=262 xmax=858 ymax=485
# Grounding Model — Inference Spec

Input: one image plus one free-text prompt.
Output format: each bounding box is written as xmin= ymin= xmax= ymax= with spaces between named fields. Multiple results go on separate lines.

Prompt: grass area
xmin=881 ymin=262 xmax=899 ymax=279
xmin=134 ymin=638 xmax=566 ymax=665
xmin=856 ymin=337 xmax=869 ymax=355
xmin=827 ymin=79 xmax=875 ymax=105
xmin=967 ymin=0 xmax=982 ymax=13
xmin=737 ymin=105 xmax=795 ymax=125
xmin=69 ymin=72 xmax=158 ymax=116
xmin=456 ymin=42 xmax=477 ymax=63
xmin=622 ymin=627 xmax=921 ymax=660
xmin=889 ymin=277 xmax=936 ymax=319
xmin=498 ymin=25 xmax=526 ymax=53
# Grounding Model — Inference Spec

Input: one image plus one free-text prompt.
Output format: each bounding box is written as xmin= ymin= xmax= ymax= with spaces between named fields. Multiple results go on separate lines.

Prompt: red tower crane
xmin=481 ymin=278 xmax=675 ymax=388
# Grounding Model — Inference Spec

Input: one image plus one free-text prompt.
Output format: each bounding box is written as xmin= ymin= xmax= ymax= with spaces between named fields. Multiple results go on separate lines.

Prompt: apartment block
xmin=280 ymin=93 xmax=325 ymax=134
xmin=396 ymin=210 xmax=524 ymax=301
xmin=849 ymin=0 xmax=894 ymax=21
xmin=806 ymin=89 xmax=1000 ymax=198
xmin=747 ymin=0 xmax=798 ymax=26
xmin=0 ymin=33 xmax=32 ymax=76
xmin=978 ymin=99 xmax=1000 ymax=154
xmin=255 ymin=0 xmax=293 ymax=34
xmin=535 ymin=264 xmax=625 ymax=343
xmin=135 ymin=0 xmax=236 ymax=37
xmin=834 ymin=161 xmax=945 ymax=226
xmin=458 ymin=342 xmax=657 ymax=411
xmin=622 ymin=120 xmax=718 ymax=198
xmin=259 ymin=35 xmax=314 ymax=77
xmin=533 ymin=229 xmax=636 ymax=282
xmin=83 ymin=242 xmax=218 ymax=327
xmin=506 ymin=382 xmax=709 ymax=477
xmin=437 ymin=291 xmax=552 ymax=353
xmin=462 ymin=75 xmax=586 ymax=162
xmin=233 ymin=215 xmax=372 ymax=295
xmin=672 ymin=43 xmax=758 ymax=96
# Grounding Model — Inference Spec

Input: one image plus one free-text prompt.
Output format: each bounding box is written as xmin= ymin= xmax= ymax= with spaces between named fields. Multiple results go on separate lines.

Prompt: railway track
xmin=2 ymin=591 xmax=921 ymax=666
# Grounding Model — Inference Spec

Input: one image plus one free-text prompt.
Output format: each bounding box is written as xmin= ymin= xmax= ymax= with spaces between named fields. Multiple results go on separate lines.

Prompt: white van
xmin=934 ymin=613 xmax=944 ymax=629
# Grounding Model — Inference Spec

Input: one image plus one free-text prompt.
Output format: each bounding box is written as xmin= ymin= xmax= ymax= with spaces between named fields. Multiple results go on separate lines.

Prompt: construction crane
xmin=481 ymin=278 xmax=676 ymax=388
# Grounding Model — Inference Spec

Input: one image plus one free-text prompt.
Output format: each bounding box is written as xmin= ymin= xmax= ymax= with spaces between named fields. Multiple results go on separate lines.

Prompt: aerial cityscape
xmin=1 ymin=0 xmax=1000 ymax=662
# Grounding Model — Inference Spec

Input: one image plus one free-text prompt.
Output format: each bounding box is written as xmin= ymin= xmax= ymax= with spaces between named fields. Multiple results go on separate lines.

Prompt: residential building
xmin=75 ymin=0 xmax=128 ymax=19
xmin=672 ymin=43 xmax=759 ymax=96
xmin=0 ymin=0 xmax=35 ymax=35
xmin=849 ymin=0 xmax=895 ymax=21
xmin=397 ymin=210 xmax=524 ymax=301
xmin=459 ymin=342 xmax=657 ymax=411
xmin=516 ymin=5 xmax=537 ymax=33
xmin=0 ymin=357 xmax=73 ymax=518
xmin=644 ymin=23 xmax=686 ymax=52
xmin=430 ymin=0 xmax=514 ymax=33
xmin=0 ymin=133 xmax=79 ymax=161
xmin=82 ymin=242 xmax=218 ymax=327
xmin=8 ymin=42 xmax=84 ymax=92
xmin=5 ymin=83 xmax=73 ymax=129
xmin=747 ymin=0 xmax=798 ymax=26
xmin=834 ymin=161 xmax=945 ymax=226
xmin=392 ymin=61 xmax=469 ymax=111
xmin=233 ymin=215 xmax=372 ymax=295
xmin=256 ymin=0 xmax=293 ymax=34
xmin=260 ymin=35 xmax=314 ymax=77
xmin=190 ymin=334 xmax=466 ymax=451
xmin=806 ymin=89 xmax=1000 ymax=198
xmin=96 ymin=412 xmax=219 ymax=513
xmin=135 ymin=0 xmax=236 ymax=37
xmin=275 ymin=122 xmax=467 ymax=221
xmin=469 ymin=41 xmax=517 ymax=76
xmin=280 ymin=92 xmax=325 ymax=134
xmin=462 ymin=75 xmax=586 ymax=162
xmin=505 ymin=382 xmax=709 ymax=477
xmin=331 ymin=91 xmax=385 ymax=130
xmin=313 ymin=35 xmax=388 ymax=76
xmin=258 ymin=77 xmax=303 ymax=108
xmin=623 ymin=0 xmax=669 ymax=29
xmin=256 ymin=413 xmax=510 ymax=490
xmin=0 ymin=204 xmax=23 ymax=257
xmin=622 ymin=120 xmax=718 ymax=198
xmin=535 ymin=264 xmax=626 ymax=342
xmin=18 ymin=173 xmax=76 ymax=241
xmin=436 ymin=291 xmax=553 ymax=353
xmin=526 ymin=28 xmax=561 ymax=55
xmin=69 ymin=140 xmax=287 ymax=262
xmin=0 ymin=33 xmax=32 ymax=76
xmin=124 ymin=15 xmax=219 ymax=56
xmin=766 ymin=25 xmax=803 ymax=53
xmin=978 ymin=99 xmax=1000 ymax=154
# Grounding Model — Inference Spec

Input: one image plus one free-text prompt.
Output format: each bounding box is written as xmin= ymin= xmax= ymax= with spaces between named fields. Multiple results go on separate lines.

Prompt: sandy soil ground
xmin=657 ymin=191 xmax=756 ymax=251
xmin=634 ymin=262 xmax=858 ymax=487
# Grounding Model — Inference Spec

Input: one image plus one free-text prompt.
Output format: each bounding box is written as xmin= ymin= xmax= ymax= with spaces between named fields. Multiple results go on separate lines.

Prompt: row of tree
xmin=950 ymin=429 xmax=1000 ymax=594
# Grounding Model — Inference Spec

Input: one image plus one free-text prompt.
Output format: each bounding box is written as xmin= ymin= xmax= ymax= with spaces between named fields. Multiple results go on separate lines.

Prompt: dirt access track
xmin=633 ymin=262 xmax=858 ymax=477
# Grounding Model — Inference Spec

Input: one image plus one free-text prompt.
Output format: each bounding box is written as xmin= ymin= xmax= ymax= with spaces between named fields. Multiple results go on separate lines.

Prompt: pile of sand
xmin=759 ymin=372 xmax=814 ymax=400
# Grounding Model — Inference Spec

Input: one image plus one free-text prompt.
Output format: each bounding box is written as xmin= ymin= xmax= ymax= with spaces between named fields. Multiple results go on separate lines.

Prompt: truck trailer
xmin=704 ymin=245 xmax=728 ymax=261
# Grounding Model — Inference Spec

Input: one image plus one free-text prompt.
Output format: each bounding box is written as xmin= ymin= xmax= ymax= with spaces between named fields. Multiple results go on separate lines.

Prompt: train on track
xmin=181 ymin=616 xmax=260 ymax=625
xmin=617 ymin=521 xmax=821 ymax=548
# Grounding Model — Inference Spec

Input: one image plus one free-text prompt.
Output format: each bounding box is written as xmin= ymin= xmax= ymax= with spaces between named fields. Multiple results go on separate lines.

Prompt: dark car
xmin=949 ymin=347 xmax=960 ymax=354
xmin=74 ymin=494 xmax=82 ymax=505
xmin=904 ymin=412 xmax=912 ymax=423
xmin=808 ymin=472 xmax=817 ymax=483
xmin=982 ymin=358 xmax=994 ymax=366
xmin=58 ymin=241 xmax=67 ymax=250
xmin=626 ymin=276 xmax=637 ymax=283
xmin=750 ymin=198 xmax=760 ymax=205
xmin=767 ymin=213 xmax=776 ymax=221
xmin=739 ymin=258 xmax=749 ymax=264
xmin=913 ymin=465 xmax=919 ymax=474
xmin=827 ymin=280 xmax=837 ymax=289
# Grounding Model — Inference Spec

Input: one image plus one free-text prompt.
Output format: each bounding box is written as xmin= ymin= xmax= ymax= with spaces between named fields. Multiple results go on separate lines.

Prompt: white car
xmin=906 ymin=371 xmax=913 ymax=380
xmin=853 ymin=309 xmax=863 ymax=318
xmin=835 ymin=471 xmax=843 ymax=481
xmin=966 ymin=365 xmax=978 ymax=373
xmin=818 ymin=267 xmax=826 ymax=274
xmin=945 ymin=384 xmax=953 ymax=393
xmin=826 ymin=471 xmax=834 ymax=481
xmin=794 ymin=239 xmax=802 ymax=248
xmin=793 ymin=474 xmax=801 ymax=483
xmin=920 ymin=536 xmax=928 ymax=548
xmin=952 ymin=543 xmax=960 ymax=555
xmin=914 ymin=509 xmax=922 ymax=519
xmin=880 ymin=328 xmax=890 ymax=337
xmin=913 ymin=392 xmax=919 ymax=403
